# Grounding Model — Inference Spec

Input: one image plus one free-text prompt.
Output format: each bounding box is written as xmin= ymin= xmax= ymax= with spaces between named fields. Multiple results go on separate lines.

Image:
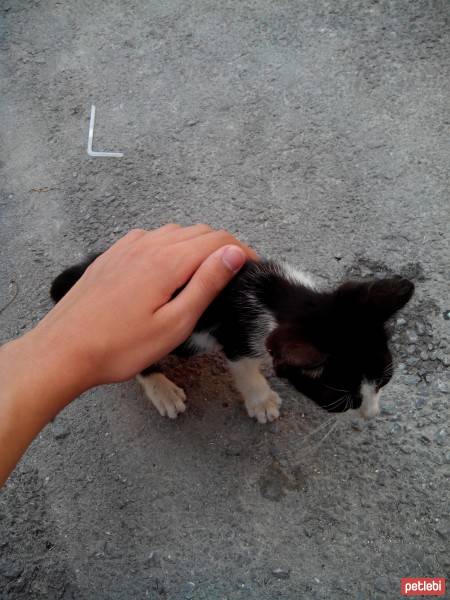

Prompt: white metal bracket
xmin=87 ymin=105 xmax=124 ymax=158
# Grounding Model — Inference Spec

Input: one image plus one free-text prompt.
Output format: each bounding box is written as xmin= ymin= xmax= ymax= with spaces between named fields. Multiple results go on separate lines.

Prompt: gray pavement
xmin=0 ymin=1 xmax=449 ymax=598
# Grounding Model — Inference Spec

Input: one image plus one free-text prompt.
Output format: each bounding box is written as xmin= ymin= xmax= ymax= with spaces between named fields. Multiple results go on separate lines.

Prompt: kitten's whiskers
xmin=294 ymin=415 xmax=337 ymax=448
xmin=321 ymin=393 xmax=349 ymax=411
xmin=323 ymin=384 xmax=351 ymax=394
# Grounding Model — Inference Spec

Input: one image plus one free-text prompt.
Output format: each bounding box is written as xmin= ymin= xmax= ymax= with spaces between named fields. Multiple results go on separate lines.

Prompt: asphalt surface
xmin=0 ymin=1 xmax=449 ymax=598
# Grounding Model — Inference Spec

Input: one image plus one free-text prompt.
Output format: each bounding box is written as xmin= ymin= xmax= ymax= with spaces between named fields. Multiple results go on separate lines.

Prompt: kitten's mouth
xmin=358 ymin=390 xmax=381 ymax=419
xmin=275 ymin=365 xmax=359 ymax=411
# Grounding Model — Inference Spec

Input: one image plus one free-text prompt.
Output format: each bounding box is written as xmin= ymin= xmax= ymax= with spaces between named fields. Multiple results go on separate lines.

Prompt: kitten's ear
xmin=337 ymin=277 xmax=414 ymax=321
xmin=266 ymin=326 xmax=326 ymax=368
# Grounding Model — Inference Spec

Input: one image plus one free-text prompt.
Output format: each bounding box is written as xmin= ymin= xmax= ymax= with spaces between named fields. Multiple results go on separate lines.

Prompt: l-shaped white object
xmin=87 ymin=105 xmax=124 ymax=158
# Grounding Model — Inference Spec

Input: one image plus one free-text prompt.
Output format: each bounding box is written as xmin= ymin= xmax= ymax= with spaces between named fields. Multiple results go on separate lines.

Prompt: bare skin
xmin=0 ymin=224 xmax=257 ymax=486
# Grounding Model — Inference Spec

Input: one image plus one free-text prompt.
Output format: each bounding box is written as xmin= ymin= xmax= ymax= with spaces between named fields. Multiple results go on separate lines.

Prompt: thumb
xmin=159 ymin=244 xmax=247 ymax=333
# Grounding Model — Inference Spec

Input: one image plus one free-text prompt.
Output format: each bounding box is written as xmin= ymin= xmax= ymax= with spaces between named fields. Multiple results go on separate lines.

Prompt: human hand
xmin=28 ymin=224 xmax=256 ymax=389
xmin=0 ymin=224 xmax=257 ymax=485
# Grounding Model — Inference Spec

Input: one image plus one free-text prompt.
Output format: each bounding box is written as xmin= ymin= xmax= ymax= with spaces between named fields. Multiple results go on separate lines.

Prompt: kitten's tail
xmin=50 ymin=253 xmax=101 ymax=303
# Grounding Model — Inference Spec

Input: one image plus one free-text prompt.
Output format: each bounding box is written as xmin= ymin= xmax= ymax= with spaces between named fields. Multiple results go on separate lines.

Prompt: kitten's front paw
xmin=246 ymin=390 xmax=282 ymax=424
xmin=138 ymin=374 xmax=187 ymax=419
xmin=153 ymin=380 xmax=187 ymax=419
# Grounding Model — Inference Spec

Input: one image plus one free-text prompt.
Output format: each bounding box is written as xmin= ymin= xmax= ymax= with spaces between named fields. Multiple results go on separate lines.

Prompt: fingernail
xmin=221 ymin=245 xmax=246 ymax=273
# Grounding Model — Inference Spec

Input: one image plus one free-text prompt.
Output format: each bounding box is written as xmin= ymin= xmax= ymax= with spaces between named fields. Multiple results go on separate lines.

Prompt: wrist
xmin=1 ymin=326 xmax=95 ymax=422
xmin=0 ymin=330 xmax=95 ymax=486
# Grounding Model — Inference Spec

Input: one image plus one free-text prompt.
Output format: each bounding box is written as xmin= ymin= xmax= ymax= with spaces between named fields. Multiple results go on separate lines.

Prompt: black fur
xmin=50 ymin=256 xmax=414 ymax=413
xmin=50 ymin=254 xmax=101 ymax=302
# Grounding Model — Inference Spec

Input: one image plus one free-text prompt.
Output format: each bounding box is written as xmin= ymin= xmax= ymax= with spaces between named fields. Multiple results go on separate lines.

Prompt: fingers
xmin=170 ymin=230 xmax=257 ymax=282
xmin=149 ymin=229 xmax=256 ymax=294
xmin=106 ymin=225 xmax=181 ymax=256
xmin=131 ymin=227 xmax=257 ymax=294
xmin=109 ymin=225 xmax=257 ymax=263
xmin=134 ymin=226 xmax=257 ymax=261
xmin=113 ymin=228 xmax=148 ymax=247
xmin=144 ymin=223 xmax=182 ymax=240
xmin=175 ymin=229 xmax=257 ymax=261
xmin=156 ymin=245 xmax=247 ymax=337
xmin=150 ymin=223 xmax=213 ymax=245
xmin=100 ymin=226 xmax=257 ymax=301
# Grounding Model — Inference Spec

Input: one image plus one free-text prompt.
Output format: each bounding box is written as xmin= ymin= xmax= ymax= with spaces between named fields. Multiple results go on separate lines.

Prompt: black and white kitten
xmin=50 ymin=256 xmax=414 ymax=423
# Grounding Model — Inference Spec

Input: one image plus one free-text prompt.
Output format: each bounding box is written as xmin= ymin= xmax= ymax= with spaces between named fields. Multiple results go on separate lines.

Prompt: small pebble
xmin=405 ymin=375 xmax=420 ymax=385
xmin=435 ymin=430 xmax=446 ymax=446
xmin=376 ymin=472 xmax=386 ymax=485
xmin=181 ymin=581 xmax=195 ymax=599
xmin=145 ymin=552 xmax=161 ymax=567
xmin=407 ymin=330 xmax=419 ymax=343
xmin=417 ymin=384 xmax=431 ymax=396
xmin=439 ymin=353 xmax=450 ymax=367
xmin=0 ymin=561 xmax=23 ymax=580
xmin=405 ymin=356 xmax=418 ymax=366
xmin=52 ymin=422 xmax=69 ymax=440
xmin=374 ymin=576 xmax=389 ymax=593
xmin=443 ymin=310 xmax=450 ymax=321
xmin=225 ymin=447 xmax=241 ymax=456
xmin=436 ymin=380 xmax=449 ymax=394
xmin=390 ymin=422 xmax=402 ymax=435
xmin=435 ymin=522 xmax=449 ymax=540
xmin=415 ymin=397 xmax=428 ymax=410
xmin=272 ymin=568 xmax=291 ymax=580
xmin=416 ymin=322 xmax=425 ymax=335
xmin=396 ymin=317 xmax=406 ymax=326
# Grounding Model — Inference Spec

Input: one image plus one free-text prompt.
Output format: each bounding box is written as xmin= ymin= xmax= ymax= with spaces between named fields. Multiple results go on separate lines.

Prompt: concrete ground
xmin=0 ymin=1 xmax=449 ymax=598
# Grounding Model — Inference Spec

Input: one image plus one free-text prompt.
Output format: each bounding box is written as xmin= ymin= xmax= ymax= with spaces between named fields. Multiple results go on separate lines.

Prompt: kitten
xmin=50 ymin=256 xmax=414 ymax=423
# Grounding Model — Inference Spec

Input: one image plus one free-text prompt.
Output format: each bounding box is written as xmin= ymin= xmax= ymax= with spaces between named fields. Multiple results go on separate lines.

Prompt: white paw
xmin=138 ymin=374 xmax=187 ymax=419
xmin=246 ymin=390 xmax=282 ymax=424
xmin=152 ymin=380 xmax=186 ymax=419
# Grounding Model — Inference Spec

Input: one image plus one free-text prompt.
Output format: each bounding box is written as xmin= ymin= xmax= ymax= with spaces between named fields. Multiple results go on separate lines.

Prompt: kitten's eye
xmin=302 ymin=365 xmax=324 ymax=379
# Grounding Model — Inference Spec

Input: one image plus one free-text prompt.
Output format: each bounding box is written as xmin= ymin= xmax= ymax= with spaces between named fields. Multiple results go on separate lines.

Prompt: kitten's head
xmin=267 ymin=277 xmax=414 ymax=418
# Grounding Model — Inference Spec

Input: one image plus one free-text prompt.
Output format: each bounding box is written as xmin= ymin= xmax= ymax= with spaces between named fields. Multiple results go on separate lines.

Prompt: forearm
xmin=0 ymin=329 xmax=92 ymax=486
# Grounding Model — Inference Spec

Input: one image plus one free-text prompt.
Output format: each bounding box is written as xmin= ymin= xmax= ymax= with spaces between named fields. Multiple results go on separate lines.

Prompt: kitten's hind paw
xmin=246 ymin=390 xmax=281 ymax=424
